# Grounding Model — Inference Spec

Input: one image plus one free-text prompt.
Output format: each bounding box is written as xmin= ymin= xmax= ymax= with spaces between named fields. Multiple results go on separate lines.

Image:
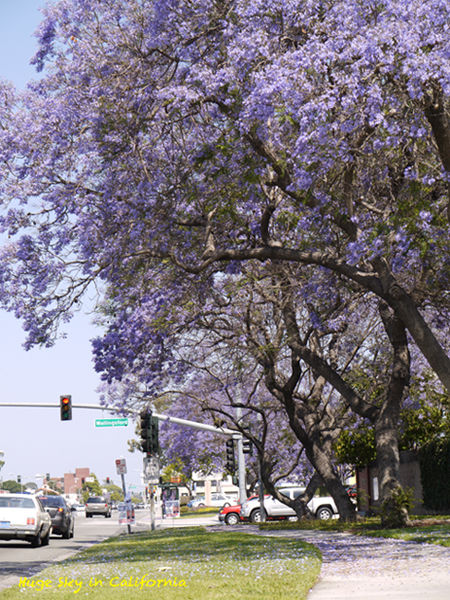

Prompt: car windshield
xmin=87 ymin=498 xmax=105 ymax=503
xmin=38 ymin=496 xmax=65 ymax=507
xmin=0 ymin=497 xmax=35 ymax=509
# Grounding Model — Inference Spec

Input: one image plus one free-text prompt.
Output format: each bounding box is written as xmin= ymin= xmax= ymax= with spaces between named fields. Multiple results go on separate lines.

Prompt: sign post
xmin=116 ymin=459 xmax=131 ymax=534
xmin=143 ymin=456 xmax=160 ymax=530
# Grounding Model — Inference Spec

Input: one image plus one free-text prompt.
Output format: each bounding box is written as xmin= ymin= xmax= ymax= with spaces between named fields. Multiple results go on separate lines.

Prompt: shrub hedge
xmin=419 ymin=437 xmax=450 ymax=512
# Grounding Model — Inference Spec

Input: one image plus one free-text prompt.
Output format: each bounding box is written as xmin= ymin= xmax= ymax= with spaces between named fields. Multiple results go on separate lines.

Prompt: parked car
xmin=0 ymin=493 xmax=52 ymax=547
xmin=219 ymin=495 xmax=265 ymax=525
xmin=218 ymin=503 xmax=242 ymax=525
xmin=85 ymin=496 xmax=112 ymax=518
xmin=37 ymin=495 xmax=75 ymax=538
xmin=240 ymin=487 xmax=339 ymax=522
xmin=187 ymin=493 xmax=238 ymax=509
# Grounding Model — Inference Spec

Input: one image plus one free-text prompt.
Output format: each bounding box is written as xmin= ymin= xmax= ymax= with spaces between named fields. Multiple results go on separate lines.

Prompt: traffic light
xmin=149 ymin=417 xmax=159 ymax=454
xmin=140 ymin=408 xmax=159 ymax=455
xmin=226 ymin=439 xmax=235 ymax=473
xmin=243 ymin=439 xmax=253 ymax=455
xmin=17 ymin=475 xmax=21 ymax=483
xmin=139 ymin=408 xmax=152 ymax=454
xmin=81 ymin=477 xmax=85 ymax=485
xmin=106 ymin=477 xmax=110 ymax=484
xmin=46 ymin=473 xmax=50 ymax=482
xmin=60 ymin=395 xmax=72 ymax=421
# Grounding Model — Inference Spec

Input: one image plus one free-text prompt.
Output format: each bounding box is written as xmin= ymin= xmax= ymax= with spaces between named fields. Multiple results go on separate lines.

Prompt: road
xmin=0 ymin=513 xmax=123 ymax=591
xmin=0 ymin=509 xmax=221 ymax=591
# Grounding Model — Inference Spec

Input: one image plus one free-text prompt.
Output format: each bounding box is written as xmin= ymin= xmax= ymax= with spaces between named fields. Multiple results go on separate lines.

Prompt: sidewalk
xmin=255 ymin=529 xmax=450 ymax=600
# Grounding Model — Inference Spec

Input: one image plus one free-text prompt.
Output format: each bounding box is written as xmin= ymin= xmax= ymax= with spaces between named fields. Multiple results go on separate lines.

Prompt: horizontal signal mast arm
xmin=0 ymin=403 xmax=241 ymax=437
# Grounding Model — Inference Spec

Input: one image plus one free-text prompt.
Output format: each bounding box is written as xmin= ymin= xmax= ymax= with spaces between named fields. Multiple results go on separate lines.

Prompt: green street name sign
xmin=95 ymin=418 xmax=129 ymax=428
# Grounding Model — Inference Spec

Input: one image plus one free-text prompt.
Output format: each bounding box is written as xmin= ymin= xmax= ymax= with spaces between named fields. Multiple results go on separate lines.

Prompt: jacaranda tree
xmin=1 ymin=0 xmax=450 ymax=521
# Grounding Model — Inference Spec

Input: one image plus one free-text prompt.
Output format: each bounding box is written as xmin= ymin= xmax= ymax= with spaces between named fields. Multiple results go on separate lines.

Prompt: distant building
xmin=64 ymin=468 xmax=90 ymax=499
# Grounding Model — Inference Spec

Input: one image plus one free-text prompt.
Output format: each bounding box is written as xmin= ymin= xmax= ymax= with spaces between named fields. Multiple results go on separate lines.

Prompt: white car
xmin=240 ymin=487 xmax=339 ymax=522
xmin=188 ymin=493 xmax=238 ymax=508
xmin=0 ymin=493 xmax=52 ymax=547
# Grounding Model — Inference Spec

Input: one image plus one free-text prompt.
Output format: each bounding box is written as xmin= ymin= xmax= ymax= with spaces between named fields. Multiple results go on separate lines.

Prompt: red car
xmin=219 ymin=495 xmax=262 ymax=525
xmin=219 ymin=503 xmax=241 ymax=525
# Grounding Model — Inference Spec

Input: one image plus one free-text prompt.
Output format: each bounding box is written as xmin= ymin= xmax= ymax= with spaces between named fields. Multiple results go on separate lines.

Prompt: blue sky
xmin=0 ymin=1 xmax=144 ymax=492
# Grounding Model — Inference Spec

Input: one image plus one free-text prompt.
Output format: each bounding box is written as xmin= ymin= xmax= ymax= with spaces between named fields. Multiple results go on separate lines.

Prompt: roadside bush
xmin=379 ymin=487 xmax=414 ymax=528
xmin=420 ymin=437 xmax=450 ymax=512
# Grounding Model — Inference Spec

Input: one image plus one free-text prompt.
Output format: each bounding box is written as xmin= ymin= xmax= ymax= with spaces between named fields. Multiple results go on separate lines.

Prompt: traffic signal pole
xmin=0 ymin=403 xmax=247 ymax=499
xmin=235 ymin=405 xmax=247 ymax=502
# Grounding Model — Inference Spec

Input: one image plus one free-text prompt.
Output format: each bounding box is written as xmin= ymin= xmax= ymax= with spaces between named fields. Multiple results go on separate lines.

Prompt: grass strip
xmin=0 ymin=527 xmax=321 ymax=600
xmin=259 ymin=515 xmax=450 ymax=547
xmin=361 ymin=523 xmax=450 ymax=546
xmin=180 ymin=507 xmax=220 ymax=518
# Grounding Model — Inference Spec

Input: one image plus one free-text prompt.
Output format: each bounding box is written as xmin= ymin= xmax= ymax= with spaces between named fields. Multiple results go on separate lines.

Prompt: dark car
xmin=37 ymin=495 xmax=74 ymax=539
xmin=85 ymin=496 xmax=111 ymax=518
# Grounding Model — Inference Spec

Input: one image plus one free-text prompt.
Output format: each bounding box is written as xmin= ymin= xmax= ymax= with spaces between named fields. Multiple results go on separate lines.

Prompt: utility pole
xmin=120 ymin=473 xmax=131 ymax=534
xmin=257 ymin=413 xmax=266 ymax=522
xmin=149 ymin=485 xmax=156 ymax=531
xmin=235 ymin=404 xmax=247 ymax=502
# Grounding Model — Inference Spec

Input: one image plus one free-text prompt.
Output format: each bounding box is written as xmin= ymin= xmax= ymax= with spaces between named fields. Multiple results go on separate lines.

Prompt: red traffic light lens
xmin=62 ymin=397 xmax=70 ymax=404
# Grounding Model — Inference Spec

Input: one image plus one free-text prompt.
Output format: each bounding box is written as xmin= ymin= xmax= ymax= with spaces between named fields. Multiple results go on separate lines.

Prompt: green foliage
xmin=379 ymin=487 xmax=414 ymax=529
xmin=261 ymin=514 xmax=450 ymax=546
xmin=104 ymin=484 xmax=124 ymax=503
xmin=82 ymin=473 xmax=103 ymax=503
xmin=1 ymin=479 xmax=21 ymax=493
xmin=400 ymin=401 xmax=450 ymax=450
xmin=335 ymin=383 xmax=450 ymax=468
xmin=365 ymin=523 xmax=450 ymax=546
xmin=335 ymin=426 xmax=377 ymax=469
xmin=160 ymin=461 xmax=192 ymax=493
xmin=419 ymin=436 xmax=450 ymax=512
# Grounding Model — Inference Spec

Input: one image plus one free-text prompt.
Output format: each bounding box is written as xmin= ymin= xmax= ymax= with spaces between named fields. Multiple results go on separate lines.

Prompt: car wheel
xmin=225 ymin=512 xmax=240 ymax=525
xmin=70 ymin=523 xmax=75 ymax=538
xmin=41 ymin=528 xmax=50 ymax=546
xmin=62 ymin=526 xmax=71 ymax=539
xmin=250 ymin=509 xmax=261 ymax=523
xmin=198 ymin=503 xmax=205 ymax=507
xmin=316 ymin=506 xmax=333 ymax=520
xmin=30 ymin=530 xmax=42 ymax=548
xmin=86 ymin=513 xmax=91 ymax=518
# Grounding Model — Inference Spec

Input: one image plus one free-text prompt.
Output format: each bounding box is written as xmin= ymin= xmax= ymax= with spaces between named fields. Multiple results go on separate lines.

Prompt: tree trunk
xmin=374 ymin=303 xmax=412 ymax=528
xmin=300 ymin=436 xmax=356 ymax=521
xmin=374 ymin=410 xmax=412 ymax=528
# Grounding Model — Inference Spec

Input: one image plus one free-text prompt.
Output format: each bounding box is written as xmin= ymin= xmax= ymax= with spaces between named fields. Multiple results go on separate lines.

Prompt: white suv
xmin=239 ymin=487 xmax=338 ymax=522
